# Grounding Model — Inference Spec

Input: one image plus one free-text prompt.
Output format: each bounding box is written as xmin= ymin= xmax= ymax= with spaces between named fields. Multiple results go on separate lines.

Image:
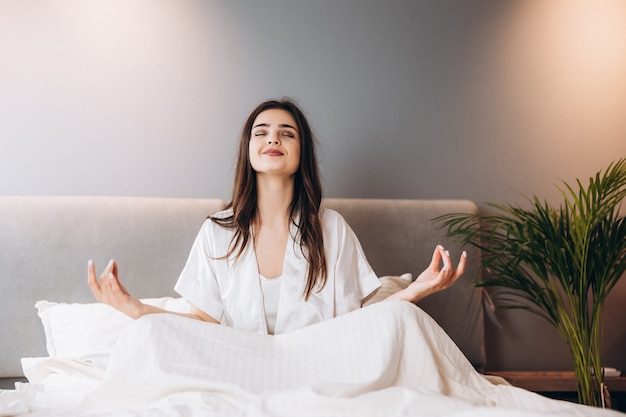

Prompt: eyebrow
xmin=252 ymin=123 xmax=298 ymax=131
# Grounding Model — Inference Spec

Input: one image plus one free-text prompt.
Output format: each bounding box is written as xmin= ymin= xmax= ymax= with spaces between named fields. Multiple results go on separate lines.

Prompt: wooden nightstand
xmin=487 ymin=371 xmax=626 ymax=412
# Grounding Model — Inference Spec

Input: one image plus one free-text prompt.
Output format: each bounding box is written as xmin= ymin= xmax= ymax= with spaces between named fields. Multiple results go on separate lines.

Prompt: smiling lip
xmin=263 ymin=149 xmax=284 ymax=156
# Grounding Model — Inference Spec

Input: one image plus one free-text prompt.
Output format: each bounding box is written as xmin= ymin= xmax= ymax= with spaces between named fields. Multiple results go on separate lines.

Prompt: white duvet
xmin=0 ymin=301 xmax=621 ymax=417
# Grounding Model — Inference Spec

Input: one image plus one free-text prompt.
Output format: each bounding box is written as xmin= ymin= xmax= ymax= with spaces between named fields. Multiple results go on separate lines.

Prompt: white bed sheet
xmin=0 ymin=301 xmax=621 ymax=417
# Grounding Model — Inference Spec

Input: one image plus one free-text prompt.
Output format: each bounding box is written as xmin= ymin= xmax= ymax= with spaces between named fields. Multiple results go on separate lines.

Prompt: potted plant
xmin=434 ymin=158 xmax=626 ymax=407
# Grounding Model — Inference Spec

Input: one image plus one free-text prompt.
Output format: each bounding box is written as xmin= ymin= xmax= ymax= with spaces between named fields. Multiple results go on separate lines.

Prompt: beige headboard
xmin=0 ymin=197 xmax=225 ymax=378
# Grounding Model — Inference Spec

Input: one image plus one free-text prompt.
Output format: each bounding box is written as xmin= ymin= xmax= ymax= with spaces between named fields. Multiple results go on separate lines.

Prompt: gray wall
xmin=1 ymin=0 xmax=625 ymax=372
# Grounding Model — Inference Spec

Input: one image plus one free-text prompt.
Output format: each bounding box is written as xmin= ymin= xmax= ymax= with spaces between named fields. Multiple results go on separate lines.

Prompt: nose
xmin=267 ymin=132 xmax=280 ymax=145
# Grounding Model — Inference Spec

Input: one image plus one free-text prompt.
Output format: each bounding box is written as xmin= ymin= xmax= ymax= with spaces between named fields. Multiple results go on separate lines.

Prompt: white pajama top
xmin=174 ymin=207 xmax=381 ymax=335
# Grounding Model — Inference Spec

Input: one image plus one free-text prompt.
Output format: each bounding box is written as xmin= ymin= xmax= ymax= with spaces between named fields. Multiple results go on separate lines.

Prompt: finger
xmin=107 ymin=269 xmax=130 ymax=298
xmin=101 ymin=272 xmax=119 ymax=303
xmin=111 ymin=260 xmax=118 ymax=278
xmin=103 ymin=259 xmax=115 ymax=276
xmin=87 ymin=259 xmax=97 ymax=285
xmin=453 ymin=251 xmax=468 ymax=280
xmin=108 ymin=272 xmax=123 ymax=295
xmin=87 ymin=260 xmax=101 ymax=297
xmin=440 ymin=246 xmax=452 ymax=273
xmin=428 ymin=245 xmax=443 ymax=270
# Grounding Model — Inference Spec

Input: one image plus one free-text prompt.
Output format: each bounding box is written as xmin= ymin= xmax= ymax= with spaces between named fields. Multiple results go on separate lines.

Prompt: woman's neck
xmin=255 ymin=175 xmax=294 ymax=228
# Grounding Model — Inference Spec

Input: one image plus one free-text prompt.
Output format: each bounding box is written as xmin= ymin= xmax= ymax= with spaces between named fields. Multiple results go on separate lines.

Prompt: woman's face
xmin=249 ymin=109 xmax=301 ymax=177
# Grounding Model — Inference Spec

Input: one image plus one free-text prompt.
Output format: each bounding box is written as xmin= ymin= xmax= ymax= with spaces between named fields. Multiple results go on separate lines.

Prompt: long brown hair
xmin=212 ymin=98 xmax=327 ymax=300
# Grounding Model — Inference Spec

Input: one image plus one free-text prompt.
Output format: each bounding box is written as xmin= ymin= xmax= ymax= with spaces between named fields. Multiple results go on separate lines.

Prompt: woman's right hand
xmin=88 ymin=259 xmax=145 ymax=319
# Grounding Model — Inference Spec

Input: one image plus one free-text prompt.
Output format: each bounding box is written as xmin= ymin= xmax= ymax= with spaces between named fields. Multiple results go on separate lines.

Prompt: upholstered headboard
xmin=0 ymin=197 xmax=484 ymax=381
xmin=0 ymin=197 xmax=225 ymax=379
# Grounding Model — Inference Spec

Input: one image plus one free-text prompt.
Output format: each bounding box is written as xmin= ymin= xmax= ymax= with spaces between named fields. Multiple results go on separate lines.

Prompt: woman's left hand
xmin=387 ymin=245 xmax=467 ymax=304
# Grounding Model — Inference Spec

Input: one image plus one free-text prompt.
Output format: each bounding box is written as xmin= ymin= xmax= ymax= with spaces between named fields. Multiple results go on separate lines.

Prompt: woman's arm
xmin=87 ymin=259 xmax=219 ymax=323
xmin=385 ymin=245 xmax=467 ymax=304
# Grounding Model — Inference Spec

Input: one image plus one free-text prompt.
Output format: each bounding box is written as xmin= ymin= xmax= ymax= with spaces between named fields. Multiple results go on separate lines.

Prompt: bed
xmin=0 ymin=196 xmax=620 ymax=416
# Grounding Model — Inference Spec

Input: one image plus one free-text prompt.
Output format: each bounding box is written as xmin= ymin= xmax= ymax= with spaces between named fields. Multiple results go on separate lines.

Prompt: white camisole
xmin=260 ymin=274 xmax=283 ymax=335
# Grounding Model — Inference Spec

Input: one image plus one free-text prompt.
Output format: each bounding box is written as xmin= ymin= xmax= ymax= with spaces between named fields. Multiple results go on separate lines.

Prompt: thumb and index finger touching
xmin=87 ymin=259 xmax=121 ymax=299
xmin=429 ymin=244 xmax=468 ymax=280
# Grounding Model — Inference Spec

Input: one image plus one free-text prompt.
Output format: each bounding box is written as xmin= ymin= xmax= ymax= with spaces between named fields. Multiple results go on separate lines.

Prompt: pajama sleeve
xmin=174 ymin=219 xmax=224 ymax=322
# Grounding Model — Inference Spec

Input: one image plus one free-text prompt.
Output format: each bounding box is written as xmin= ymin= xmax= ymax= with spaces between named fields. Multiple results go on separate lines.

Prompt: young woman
xmin=88 ymin=98 xmax=467 ymax=335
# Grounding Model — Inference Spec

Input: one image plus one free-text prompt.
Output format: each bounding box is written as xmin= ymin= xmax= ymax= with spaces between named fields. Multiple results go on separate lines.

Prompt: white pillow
xmin=35 ymin=297 xmax=190 ymax=369
xmin=364 ymin=273 xmax=413 ymax=306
